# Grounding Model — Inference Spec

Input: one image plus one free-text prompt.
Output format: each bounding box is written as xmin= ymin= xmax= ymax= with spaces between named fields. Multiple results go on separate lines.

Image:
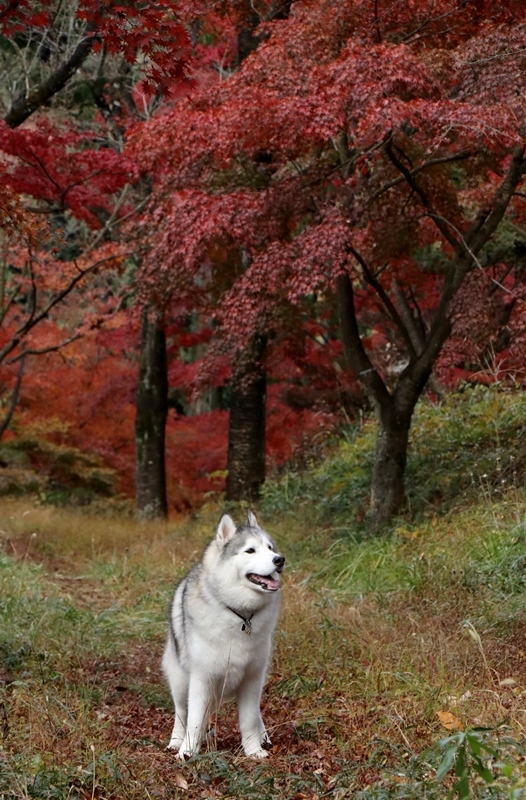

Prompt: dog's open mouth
xmin=246 ymin=573 xmax=280 ymax=592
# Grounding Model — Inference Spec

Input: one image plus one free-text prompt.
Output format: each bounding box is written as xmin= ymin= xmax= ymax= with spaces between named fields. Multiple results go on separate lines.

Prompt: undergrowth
xmin=262 ymin=385 xmax=526 ymax=529
xmin=1 ymin=490 xmax=526 ymax=798
xmin=1 ymin=387 xmax=526 ymax=798
xmin=0 ymin=418 xmax=115 ymax=506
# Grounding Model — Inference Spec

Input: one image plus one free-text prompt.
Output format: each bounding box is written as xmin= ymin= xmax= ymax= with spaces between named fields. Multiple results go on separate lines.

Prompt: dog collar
xmin=227 ymin=607 xmax=253 ymax=634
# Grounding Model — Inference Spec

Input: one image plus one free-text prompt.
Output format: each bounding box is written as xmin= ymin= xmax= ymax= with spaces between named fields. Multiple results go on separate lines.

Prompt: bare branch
xmin=336 ymin=271 xmax=392 ymax=409
xmin=4 ymin=27 xmax=98 ymax=128
xmin=384 ymin=139 xmax=462 ymax=251
xmin=465 ymin=46 xmax=526 ymax=66
xmin=402 ymin=4 xmax=465 ymax=45
xmin=5 ymin=333 xmax=82 ymax=364
xmin=392 ymin=280 xmax=426 ymax=353
xmin=0 ymin=251 xmax=127 ymax=365
xmin=463 ymin=144 xmax=526 ymax=252
xmin=348 ymin=245 xmax=417 ymax=356
xmin=0 ymin=284 xmax=21 ymax=328
xmin=371 ymin=148 xmax=472 ymax=204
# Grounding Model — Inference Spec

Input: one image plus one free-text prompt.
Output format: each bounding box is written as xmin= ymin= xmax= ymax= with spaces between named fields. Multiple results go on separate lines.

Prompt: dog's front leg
xmin=237 ymin=675 xmax=269 ymax=758
xmin=167 ymin=702 xmax=187 ymax=751
xmin=178 ymin=677 xmax=211 ymax=759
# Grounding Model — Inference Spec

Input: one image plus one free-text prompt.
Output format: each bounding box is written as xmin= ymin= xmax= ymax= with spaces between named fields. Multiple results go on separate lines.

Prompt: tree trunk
xmin=225 ymin=335 xmax=267 ymax=503
xmin=336 ymin=272 xmax=419 ymax=530
xmin=135 ymin=309 xmax=168 ymax=520
xmin=0 ymin=353 xmax=25 ymax=439
xmin=371 ymin=404 xmax=412 ymax=527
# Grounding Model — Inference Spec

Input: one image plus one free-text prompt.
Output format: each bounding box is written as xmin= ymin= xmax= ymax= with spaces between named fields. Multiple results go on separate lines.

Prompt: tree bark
xmin=0 ymin=353 xmax=25 ymax=439
xmin=371 ymin=403 xmax=412 ymax=526
xmin=225 ymin=335 xmax=267 ymax=503
xmin=5 ymin=31 xmax=97 ymax=129
xmin=135 ymin=309 xmax=168 ymax=520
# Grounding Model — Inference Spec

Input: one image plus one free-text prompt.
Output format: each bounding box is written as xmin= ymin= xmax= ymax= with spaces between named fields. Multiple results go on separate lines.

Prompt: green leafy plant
xmin=435 ymin=725 xmax=526 ymax=799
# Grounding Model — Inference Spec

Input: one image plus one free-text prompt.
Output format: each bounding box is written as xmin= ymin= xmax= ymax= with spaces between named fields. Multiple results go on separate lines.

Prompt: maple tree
xmin=0 ymin=127 xmax=132 ymax=444
xmin=133 ymin=0 xmax=526 ymax=527
xmin=0 ymin=0 xmax=189 ymax=127
xmin=131 ymin=0 xmax=303 ymax=507
xmin=0 ymin=0 xmax=191 ymax=513
xmin=0 ymin=0 xmax=319 ymax=512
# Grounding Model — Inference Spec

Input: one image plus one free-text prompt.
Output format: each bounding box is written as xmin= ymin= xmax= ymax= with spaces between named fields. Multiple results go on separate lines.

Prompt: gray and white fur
xmin=162 ymin=511 xmax=285 ymax=759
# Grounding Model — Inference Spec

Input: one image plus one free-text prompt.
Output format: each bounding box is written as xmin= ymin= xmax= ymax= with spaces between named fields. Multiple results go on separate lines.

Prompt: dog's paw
xmin=177 ymin=743 xmax=200 ymax=760
xmin=166 ymin=741 xmax=192 ymax=759
xmin=244 ymin=746 xmax=269 ymax=759
xmin=251 ymin=748 xmax=270 ymax=759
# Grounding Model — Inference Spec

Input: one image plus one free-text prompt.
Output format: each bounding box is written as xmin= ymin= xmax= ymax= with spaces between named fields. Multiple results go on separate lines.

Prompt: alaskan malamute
xmin=162 ymin=511 xmax=285 ymax=759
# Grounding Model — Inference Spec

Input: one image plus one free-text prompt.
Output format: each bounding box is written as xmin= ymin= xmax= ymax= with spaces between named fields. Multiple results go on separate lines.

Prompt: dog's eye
xmin=245 ymin=547 xmax=255 ymax=554
xmin=268 ymin=545 xmax=273 ymax=550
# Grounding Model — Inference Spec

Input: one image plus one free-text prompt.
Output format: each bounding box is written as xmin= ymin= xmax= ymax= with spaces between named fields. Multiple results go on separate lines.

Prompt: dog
xmin=162 ymin=510 xmax=285 ymax=759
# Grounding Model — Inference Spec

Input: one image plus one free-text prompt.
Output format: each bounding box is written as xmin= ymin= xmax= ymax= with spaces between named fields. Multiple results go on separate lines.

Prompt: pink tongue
xmin=250 ymin=573 xmax=280 ymax=591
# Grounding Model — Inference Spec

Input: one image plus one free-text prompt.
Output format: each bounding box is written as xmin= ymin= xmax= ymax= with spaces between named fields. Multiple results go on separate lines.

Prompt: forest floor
xmin=1 ymin=493 xmax=526 ymax=799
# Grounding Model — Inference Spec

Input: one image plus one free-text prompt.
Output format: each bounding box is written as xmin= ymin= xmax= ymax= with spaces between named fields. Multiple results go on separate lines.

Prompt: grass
xmin=1 ymin=487 xmax=526 ymax=798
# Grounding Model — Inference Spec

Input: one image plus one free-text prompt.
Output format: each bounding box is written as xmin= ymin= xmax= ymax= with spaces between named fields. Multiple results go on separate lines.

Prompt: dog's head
xmin=214 ymin=511 xmax=285 ymax=594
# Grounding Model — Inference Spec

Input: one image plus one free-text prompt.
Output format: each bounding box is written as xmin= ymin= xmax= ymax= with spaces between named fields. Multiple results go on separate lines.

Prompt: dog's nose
xmin=273 ymin=555 xmax=285 ymax=569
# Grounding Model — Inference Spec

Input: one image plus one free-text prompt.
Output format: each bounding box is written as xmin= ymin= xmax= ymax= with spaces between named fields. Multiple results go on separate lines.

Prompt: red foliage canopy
xmin=3 ymin=0 xmax=526 ymax=512
xmin=0 ymin=120 xmax=137 ymax=225
xmin=133 ymin=0 xmax=526 ymax=388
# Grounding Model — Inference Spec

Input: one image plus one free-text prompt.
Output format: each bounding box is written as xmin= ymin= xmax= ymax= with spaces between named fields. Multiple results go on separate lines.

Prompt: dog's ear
xmin=246 ymin=510 xmax=258 ymax=528
xmin=216 ymin=513 xmax=236 ymax=546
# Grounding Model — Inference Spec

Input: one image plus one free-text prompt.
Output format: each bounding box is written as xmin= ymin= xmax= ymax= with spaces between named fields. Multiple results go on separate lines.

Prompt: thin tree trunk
xmin=225 ymin=335 xmax=267 ymax=503
xmin=371 ymin=404 xmax=412 ymax=525
xmin=0 ymin=353 xmax=25 ymax=439
xmin=135 ymin=309 xmax=168 ymax=520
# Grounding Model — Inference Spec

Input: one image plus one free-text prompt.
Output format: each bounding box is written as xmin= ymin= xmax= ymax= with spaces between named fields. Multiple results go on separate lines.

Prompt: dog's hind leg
xmin=237 ymin=674 xmax=269 ymax=758
xmin=162 ymin=638 xmax=188 ymax=750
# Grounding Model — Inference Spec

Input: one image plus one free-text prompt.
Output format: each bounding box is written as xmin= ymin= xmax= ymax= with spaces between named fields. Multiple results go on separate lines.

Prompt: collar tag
xmin=241 ymin=618 xmax=252 ymax=635
xmin=228 ymin=606 xmax=253 ymax=634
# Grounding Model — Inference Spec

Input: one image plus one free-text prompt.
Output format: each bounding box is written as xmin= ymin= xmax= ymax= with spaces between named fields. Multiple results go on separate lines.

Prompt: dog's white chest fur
xmin=162 ymin=511 xmax=284 ymax=759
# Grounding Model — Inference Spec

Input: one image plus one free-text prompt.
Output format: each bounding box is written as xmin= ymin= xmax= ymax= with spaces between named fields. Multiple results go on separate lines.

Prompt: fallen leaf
xmin=436 ymin=710 xmax=462 ymax=731
xmin=174 ymin=773 xmax=189 ymax=790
